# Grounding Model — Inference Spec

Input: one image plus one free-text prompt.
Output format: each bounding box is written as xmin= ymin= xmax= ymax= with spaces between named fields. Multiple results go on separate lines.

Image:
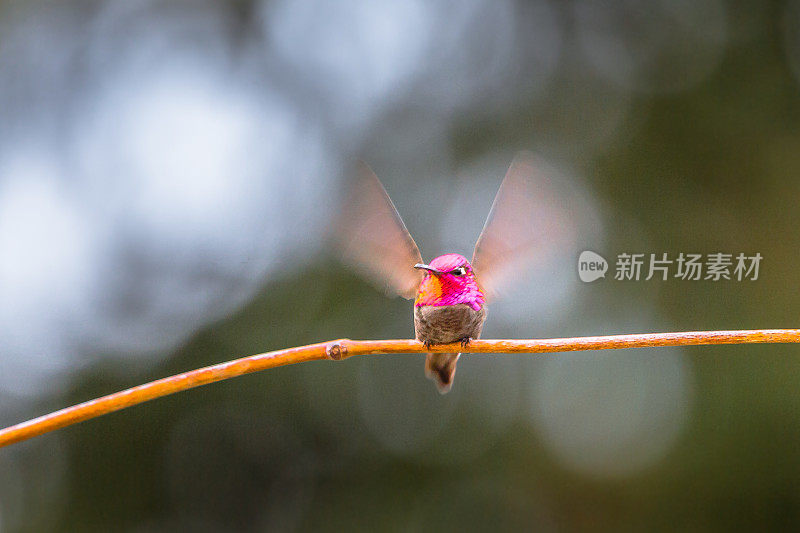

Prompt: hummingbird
xmin=337 ymin=152 xmax=550 ymax=393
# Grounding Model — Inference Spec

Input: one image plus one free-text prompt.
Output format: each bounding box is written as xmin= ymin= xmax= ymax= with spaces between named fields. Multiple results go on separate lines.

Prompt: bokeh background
xmin=1 ymin=0 xmax=799 ymax=530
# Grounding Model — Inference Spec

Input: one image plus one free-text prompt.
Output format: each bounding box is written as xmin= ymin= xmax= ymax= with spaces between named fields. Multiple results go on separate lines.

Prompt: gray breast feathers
xmin=414 ymin=304 xmax=487 ymax=345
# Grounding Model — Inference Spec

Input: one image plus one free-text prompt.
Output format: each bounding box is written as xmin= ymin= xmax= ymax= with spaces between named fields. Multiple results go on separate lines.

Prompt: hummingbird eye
xmin=451 ymin=267 xmax=467 ymax=276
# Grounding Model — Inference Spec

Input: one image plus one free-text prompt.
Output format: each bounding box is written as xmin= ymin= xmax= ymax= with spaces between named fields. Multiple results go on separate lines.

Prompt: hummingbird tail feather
xmin=425 ymin=353 xmax=460 ymax=394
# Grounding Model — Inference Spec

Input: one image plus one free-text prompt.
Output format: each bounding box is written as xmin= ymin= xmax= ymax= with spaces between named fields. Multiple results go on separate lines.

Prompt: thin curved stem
xmin=1 ymin=329 xmax=798 ymax=448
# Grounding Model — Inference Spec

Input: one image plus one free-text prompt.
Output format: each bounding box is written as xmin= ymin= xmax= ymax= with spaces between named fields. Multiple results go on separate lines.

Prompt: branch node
xmin=325 ymin=340 xmax=349 ymax=361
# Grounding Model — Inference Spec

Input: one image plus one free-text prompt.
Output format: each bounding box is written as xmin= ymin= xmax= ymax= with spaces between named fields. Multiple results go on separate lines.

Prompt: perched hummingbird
xmin=337 ymin=152 xmax=550 ymax=393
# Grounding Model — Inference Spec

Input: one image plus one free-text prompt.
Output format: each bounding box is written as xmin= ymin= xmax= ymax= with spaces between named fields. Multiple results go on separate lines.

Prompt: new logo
xmin=578 ymin=251 xmax=608 ymax=282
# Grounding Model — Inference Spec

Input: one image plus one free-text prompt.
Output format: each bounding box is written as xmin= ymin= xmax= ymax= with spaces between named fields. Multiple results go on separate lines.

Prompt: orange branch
xmin=1 ymin=329 xmax=799 ymax=448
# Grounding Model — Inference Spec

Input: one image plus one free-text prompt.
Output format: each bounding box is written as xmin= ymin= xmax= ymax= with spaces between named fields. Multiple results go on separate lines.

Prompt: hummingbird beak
xmin=414 ymin=263 xmax=443 ymax=274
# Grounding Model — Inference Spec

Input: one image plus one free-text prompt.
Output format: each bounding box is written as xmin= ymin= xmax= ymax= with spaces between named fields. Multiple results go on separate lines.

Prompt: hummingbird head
xmin=413 ymin=253 xmax=485 ymax=311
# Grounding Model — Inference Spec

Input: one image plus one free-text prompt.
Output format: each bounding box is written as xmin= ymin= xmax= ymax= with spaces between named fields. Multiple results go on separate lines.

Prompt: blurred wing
xmin=335 ymin=161 xmax=424 ymax=299
xmin=472 ymin=151 xmax=574 ymax=300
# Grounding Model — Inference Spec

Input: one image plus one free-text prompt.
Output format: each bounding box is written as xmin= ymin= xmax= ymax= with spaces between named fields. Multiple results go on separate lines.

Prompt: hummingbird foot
xmin=421 ymin=340 xmax=435 ymax=350
xmin=459 ymin=336 xmax=472 ymax=349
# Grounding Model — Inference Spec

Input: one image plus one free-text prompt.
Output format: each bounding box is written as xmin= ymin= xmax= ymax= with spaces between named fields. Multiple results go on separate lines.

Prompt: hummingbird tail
xmin=425 ymin=353 xmax=460 ymax=394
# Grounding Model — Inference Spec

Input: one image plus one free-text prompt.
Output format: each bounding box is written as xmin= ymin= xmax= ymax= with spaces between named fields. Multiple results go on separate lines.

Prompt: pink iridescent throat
xmin=414 ymin=253 xmax=485 ymax=311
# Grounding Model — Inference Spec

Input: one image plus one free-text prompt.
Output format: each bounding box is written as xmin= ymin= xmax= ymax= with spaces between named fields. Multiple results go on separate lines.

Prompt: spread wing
xmin=335 ymin=161 xmax=424 ymax=299
xmin=472 ymin=151 xmax=575 ymax=300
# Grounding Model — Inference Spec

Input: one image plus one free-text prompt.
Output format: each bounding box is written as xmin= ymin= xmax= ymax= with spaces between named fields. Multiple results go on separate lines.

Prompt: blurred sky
xmin=1 ymin=0 xmax=800 ymax=531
